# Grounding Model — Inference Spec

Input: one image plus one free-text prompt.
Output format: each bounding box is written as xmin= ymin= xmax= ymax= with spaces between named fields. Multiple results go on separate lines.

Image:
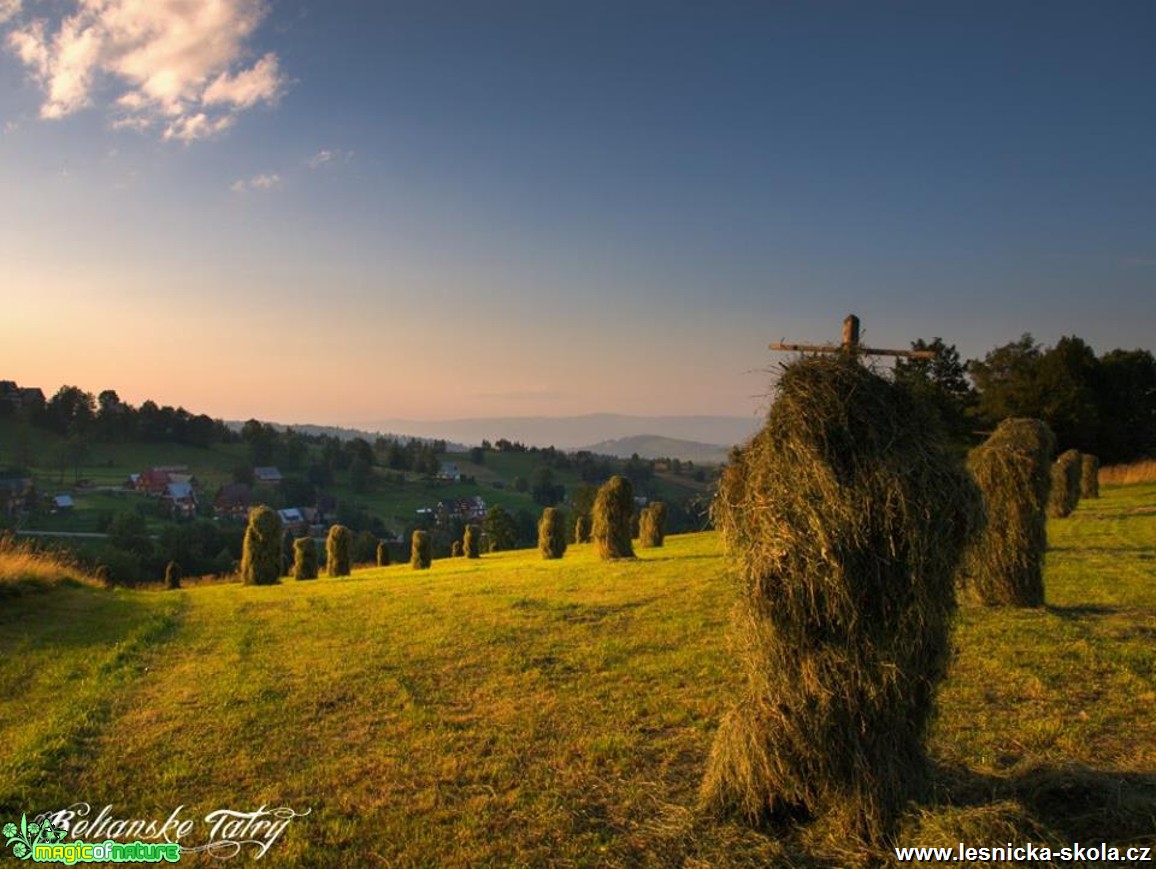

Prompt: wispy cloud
xmin=307 ymin=148 xmax=353 ymax=169
xmin=231 ymin=172 xmax=281 ymax=192
xmin=3 ymin=0 xmax=286 ymax=141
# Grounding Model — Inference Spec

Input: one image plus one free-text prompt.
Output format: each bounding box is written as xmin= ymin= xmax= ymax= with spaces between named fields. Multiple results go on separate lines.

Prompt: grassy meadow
xmin=1 ymin=485 xmax=1154 ymax=866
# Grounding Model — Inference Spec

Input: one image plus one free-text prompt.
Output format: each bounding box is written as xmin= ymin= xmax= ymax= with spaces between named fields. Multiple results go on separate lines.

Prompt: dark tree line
xmin=895 ymin=335 xmax=1155 ymax=463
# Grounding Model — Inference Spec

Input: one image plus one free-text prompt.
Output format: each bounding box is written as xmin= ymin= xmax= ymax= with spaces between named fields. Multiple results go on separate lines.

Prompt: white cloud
xmin=231 ymin=172 xmax=281 ymax=192
xmin=3 ymin=0 xmax=286 ymax=140
xmin=307 ymin=148 xmax=353 ymax=169
xmin=307 ymin=148 xmax=333 ymax=169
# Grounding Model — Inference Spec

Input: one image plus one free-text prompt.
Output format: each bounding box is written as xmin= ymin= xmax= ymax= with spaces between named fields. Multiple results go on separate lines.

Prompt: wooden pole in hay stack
xmin=702 ymin=321 xmax=981 ymax=845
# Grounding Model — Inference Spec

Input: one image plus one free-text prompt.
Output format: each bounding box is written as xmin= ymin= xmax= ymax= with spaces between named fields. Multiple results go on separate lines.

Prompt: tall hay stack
xmin=574 ymin=514 xmax=591 ymax=544
xmin=958 ymin=418 xmax=1055 ymax=607
xmin=240 ymin=506 xmax=283 ymax=586
xmin=1080 ymin=454 xmax=1100 ymax=499
xmin=463 ymin=524 xmax=481 ymax=559
xmin=326 ymin=524 xmax=352 ymax=577
xmin=592 ymin=475 xmax=635 ymax=560
xmin=700 ymin=355 xmax=982 ymax=844
xmin=411 ymin=530 xmax=432 ymax=569
xmin=1047 ymin=449 xmax=1082 ymax=518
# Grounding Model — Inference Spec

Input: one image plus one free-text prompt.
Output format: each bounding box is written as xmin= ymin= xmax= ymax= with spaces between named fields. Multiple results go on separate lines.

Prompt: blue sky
xmin=2 ymin=1 xmax=1153 ymax=428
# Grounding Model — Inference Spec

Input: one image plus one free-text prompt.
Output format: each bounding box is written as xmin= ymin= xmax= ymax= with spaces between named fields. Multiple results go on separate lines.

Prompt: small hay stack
xmin=377 ymin=541 xmax=391 ymax=567
xmin=700 ymin=355 xmax=982 ymax=845
xmin=639 ymin=501 xmax=667 ymax=548
xmin=164 ymin=561 xmax=182 ymax=590
xmin=1080 ymin=454 xmax=1100 ymax=500
xmin=292 ymin=537 xmax=319 ymax=580
xmin=464 ymin=524 xmax=481 ymax=559
xmin=957 ymin=418 xmax=1055 ymax=607
xmin=538 ymin=507 xmax=567 ymax=559
xmin=1047 ymin=449 xmax=1082 ymax=518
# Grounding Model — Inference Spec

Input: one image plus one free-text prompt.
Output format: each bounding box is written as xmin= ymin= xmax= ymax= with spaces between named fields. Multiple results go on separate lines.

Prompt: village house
xmin=162 ymin=481 xmax=198 ymax=519
xmin=214 ymin=482 xmax=252 ymax=520
xmin=254 ymin=467 xmax=283 ymax=485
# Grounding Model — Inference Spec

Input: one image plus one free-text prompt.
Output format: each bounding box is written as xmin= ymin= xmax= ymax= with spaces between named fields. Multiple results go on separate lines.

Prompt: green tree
xmin=326 ymin=524 xmax=352 ymax=577
xmin=481 ymin=506 xmax=515 ymax=552
xmin=893 ymin=337 xmax=973 ymax=439
xmin=240 ymin=506 xmax=283 ymax=585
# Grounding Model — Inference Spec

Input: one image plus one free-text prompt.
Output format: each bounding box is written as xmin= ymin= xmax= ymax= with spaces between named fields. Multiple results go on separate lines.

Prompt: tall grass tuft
xmin=592 ymin=475 xmax=635 ymax=560
xmin=958 ymin=418 xmax=1055 ymax=607
xmin=1099 ymin=458 xmax=1156 ymax=486
xmin=240 ymin=506 xmax=283 ymax=586
xmin=1047 ymin=450 xmax=1082 ymax=518
xmin=0 ymin=534 xmax=102 ymax=597
xmin=700 ymin=355 xmax=982 ymax=846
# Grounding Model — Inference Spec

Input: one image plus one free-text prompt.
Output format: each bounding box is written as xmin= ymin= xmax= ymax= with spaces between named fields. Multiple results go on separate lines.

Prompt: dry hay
xmin=292 ymin=537 xmax=319 ymax=580
xmin=957 ymin=418 xmax=1055 ymax=607
xmin=326 ymin=524 xmax=352 ymax=577
xmin=1047 ymin=449 xmax=1082 ymax=518
xmin=700 ymin=355 xmax=982 ymax=845
xmin=464 ymin=524 xmax=481 ymax=559
xmin=1080 ymin=454 xmax=1100 ymax=499
xmin=376 ymin=541 xmax=391 ymax=567
xmin=592 ymin=475 xmax=635 ymax=560
xmin=538 ymin=506 xmax=567 ymax=559
xmin=411 ymin=529 xmax=432 ymax=569
xmin=240 ymin=506 xmax=283 ymax=585
xmin=639 ymin=501 xmax=667 ymax=548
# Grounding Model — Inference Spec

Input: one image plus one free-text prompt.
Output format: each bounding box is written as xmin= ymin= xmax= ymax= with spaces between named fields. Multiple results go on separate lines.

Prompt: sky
xmin=2 ymin=0 xmax=1154 ymax=431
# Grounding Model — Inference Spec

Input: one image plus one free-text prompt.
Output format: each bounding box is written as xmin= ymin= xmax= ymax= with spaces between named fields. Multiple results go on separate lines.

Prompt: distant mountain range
xmin=576 ymin=435 xmax=731 ymax=464
xmin=352 ymin=414 xmax=762 ymax=451
xmin=230 ymin=414 xmax=761 ymax=461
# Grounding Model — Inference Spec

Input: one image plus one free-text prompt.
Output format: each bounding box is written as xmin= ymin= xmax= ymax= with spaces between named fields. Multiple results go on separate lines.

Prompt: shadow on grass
xmin=930 ymin=760 xmax=1156 ymax=847
xmin=1044 ymin=603 xmax=1120 ymax=619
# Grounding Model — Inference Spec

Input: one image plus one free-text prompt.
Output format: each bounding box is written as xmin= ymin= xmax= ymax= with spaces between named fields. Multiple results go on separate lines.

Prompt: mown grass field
xmin=1 ymin=485 xmax=1153 ymax=866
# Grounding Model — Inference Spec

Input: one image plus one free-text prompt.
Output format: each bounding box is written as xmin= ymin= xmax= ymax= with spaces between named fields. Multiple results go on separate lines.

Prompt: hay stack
xmin=451 ymin=540 xmax=463 ymax=557
xmin=700 ymin=355 xmax=982 ymax=844
xmin=1080 ymin=454 xmax=1100 ymax=499
xmin=240 ymin=506 xmax=283 ymax=585
xmin=292 ymin=537 xmax=318 ymax=580
xmin=538 ymin=507 xmax=567 ymax=559
xmin=592 ymin=475 xmax=635 ymax=560
xmin=574 ymin=514 xmax=591 ymax=544
xmin=639 ymin=501 xmax=667 ymax=548
xmin=377 ymin=541 xmax=391 ymax=567
xmin=411 ymin=530 xmax=432 ymax=569
xmin=1047 ymin=449 xmax=1082 ymax=518
xmin=164 ymin=561 xmax=182 ymax=590
xmin=326 ymin=524 xmax=352 ymax=577
xmin=958 ymin=418 xmax=1055 ymax=607
xmin=464 ymin=524 xmax=481 ymax=558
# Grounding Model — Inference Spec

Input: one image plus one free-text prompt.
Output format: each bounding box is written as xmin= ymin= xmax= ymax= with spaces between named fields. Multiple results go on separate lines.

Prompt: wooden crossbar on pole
xmin=769 ymin=314 xmax=937 ymax=360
